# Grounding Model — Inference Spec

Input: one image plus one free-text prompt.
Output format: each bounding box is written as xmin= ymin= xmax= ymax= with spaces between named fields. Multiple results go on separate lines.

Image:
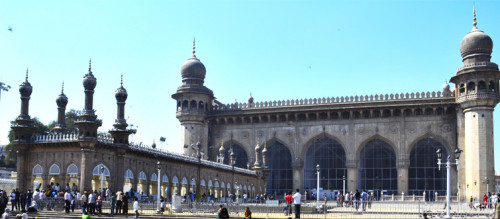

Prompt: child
xmin=133 ymin=198 xmax=140 ymax=219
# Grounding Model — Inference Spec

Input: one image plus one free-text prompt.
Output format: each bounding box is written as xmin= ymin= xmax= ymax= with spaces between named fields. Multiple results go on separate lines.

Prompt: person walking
xmin=110 ymin=193 xmax=116 ymax=216
xmin=133 ymin=198 xmax=140 ymax=219
xmin=361 ymin=190 xmax=368 ymax=211
xmin=64 ymin=190 xmax=71 ymax=213
xmin=355 ymin=190 xmax=361 ymax=211
xmin=292 ymin=189 xmax=301 ymax=218
xmin=285 ymin=192 xmax=293 ymax=216
xmin=96 ymin=193 xmax=103 ymax=216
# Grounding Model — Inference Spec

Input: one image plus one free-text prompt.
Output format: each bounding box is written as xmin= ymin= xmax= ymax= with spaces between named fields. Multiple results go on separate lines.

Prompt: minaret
xmin=172 ymin=39 xmax=215 ymax=158
xmin=11 ymin=69 xmax=36 ymax=142
xmin=11 ymin=69 xmax=36 ymax=193
xmin=450 ymin=7 xmax=499 ymax=197
xmin=219 ymin=140 xmax=225 ymax=164
xmin=53 ymin=82 xmax=68 ymax=133
xmin=109 ymin=75 xmax=133 ymax=145
xmin=253 ymin=139 xmax=262 ymax=170
xmin=75 ymin=59 xmax=102 ymax=139
xmin=262 ymin=141 xmax=268 ymax=168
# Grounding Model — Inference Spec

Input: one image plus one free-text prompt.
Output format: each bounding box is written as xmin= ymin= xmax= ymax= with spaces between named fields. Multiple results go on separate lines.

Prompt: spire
xmin=88 ymin=59 xmax=93 ymax=75
xmin=473 ymin=5 xmax=477 ymax=28
xmin=61 ymin=82 xmax=65 ymax=94
xmin=221 ymin=139 xmax=224 ymax=148
xmin=120 ymin=74 xmax=123 ymax=88
xmin=25 ymin=68 xmax=29 ymax=82
xmin=192 ymin=38 xmax=196 ymax=57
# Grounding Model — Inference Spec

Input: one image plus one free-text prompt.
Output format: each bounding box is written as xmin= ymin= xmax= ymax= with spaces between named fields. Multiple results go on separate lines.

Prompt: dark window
xmin=358 ymin=139 xmax=397 ymax=195
xmin=408 ymin=138 xmax=448 ymax=199
xmin=223 ymin=144 xmax=248 ymax=169
xmin=304 ymin=137 xmax=346 ymax=195
xmin=265 ymin=142 xmax=293 ymax=197
xmin=478 ymin=81 xmax=487 ymax=92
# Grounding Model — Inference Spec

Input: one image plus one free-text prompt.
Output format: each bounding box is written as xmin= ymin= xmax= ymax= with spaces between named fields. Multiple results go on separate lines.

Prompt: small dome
xmin=460 ymin=28 xmax=493 ymax=60
xmin=115 ymin=86 xmax=128 ymax=102
xmin=442 ymin=82 xmax=450 ymax=90
xmin=181 ymin=57 xmax=206 ymax=82
xmin=19 ymin=80 xmax=32 ymax=97
xmin=83 ymin=73 xmax=97 ymax=90
xmin=152 ymin=142 xmax=156 ymax=149
xmin=56 ymin=93 xmax=68 ymax=107
xmin=248 ymin=95 xmax=254 ymax=103
xmin=219 ymin=145 xmax=225 ymax=152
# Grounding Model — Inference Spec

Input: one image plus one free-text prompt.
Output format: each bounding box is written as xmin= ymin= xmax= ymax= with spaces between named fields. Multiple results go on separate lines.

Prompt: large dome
xmin=181 ymin=57 xmax=206 ymax=82
xmin=460 ymin=27 xmax=493 ymax=59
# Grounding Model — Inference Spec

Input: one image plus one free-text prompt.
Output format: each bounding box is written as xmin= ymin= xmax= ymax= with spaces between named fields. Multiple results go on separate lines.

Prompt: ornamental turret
xmin=219 ymin=140 xmax=226 ymax=164
xmin=11 ymin=69 xmax=35 ymax=142
xmin=75 ymin=60 xmax=102 ymax=140
xmin=53 ymin=83 xmax=68 ymax=133
xmin=450 ymin=7 xmax=499 ymax=200
xmin=171 ymin=39 xmax=214 ymax=158
xmin=109 ymin=75 xmax=133 ymax=145
xmin=253 ymin=139 xmax=262 ymax=170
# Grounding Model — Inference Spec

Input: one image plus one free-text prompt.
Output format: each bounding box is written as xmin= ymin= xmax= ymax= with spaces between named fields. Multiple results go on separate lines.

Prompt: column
xmin=16 ymin=147 xmax=28 ymax=192
xmin=79 ymin=149 xmax=92 ymax=193
xmin=291 ymin=157 xmax=303 ymax=191
xmin=115 ymin=151 xmax=125 ymax=193
xmin=346 ymin=159 xmax=358 ymax=192
xmin=397 ymin=158 xmax=409 ymax=194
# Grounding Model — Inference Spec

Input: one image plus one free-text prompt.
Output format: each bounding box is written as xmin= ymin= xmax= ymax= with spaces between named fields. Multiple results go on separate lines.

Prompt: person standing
xmin=133 ymin=198 xmax=140 ymax=219
xmin=26 ymin=190 xmax=32 ymax=212
xmin=80 ymin=191 xmax=88 ymax=215
xmin=110 ymin=193 xmax=116 ymax=216
xmin=9 ymin=190 xmax=16 ymax=211
xmin=96 ymin=193 xmax=103 ymax=216
xmin=285 ymin=192 xmax=293 ymax=216
xmin=292 ymin=189 xmax=301 ymax=218
xmin=355 ymin=190 xmax=361 ymax=211
xmin=361 ymin=190 xmax=368 ymax=211
xmin=116 ymin=191 xmax=123 ymax=215
xmin=64 ymin=190 xmax=71 ymax=213
xmin=88 ymin=190 xmax=96 ymax=215
xmin=122 ymin=195 xmax=129 ymax=216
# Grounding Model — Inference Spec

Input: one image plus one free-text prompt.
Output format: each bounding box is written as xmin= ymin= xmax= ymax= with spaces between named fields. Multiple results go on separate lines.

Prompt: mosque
xmin=11 ymin=10 xmax=499 ymax=201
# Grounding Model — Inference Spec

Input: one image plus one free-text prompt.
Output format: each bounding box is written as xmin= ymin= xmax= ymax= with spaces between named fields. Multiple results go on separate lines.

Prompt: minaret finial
xmin=192 ymin=38 xmax=196 ymax=57
xmin=120 ymin=74 xmax=123 ymax=87
xmin=473 ymin=5 xmax=477 ymax=28
xmin=257 ymin=138 xmax=260 ymax=145
xmin=221 ymin=139 xmax=224 ymax=147
xmin=88 ymin=59 xmax=92 ymax=74
xmin=25 ymin=68 xmax=29 ymax=82
xmin=61 ymin=82 xmax=65 ymax=93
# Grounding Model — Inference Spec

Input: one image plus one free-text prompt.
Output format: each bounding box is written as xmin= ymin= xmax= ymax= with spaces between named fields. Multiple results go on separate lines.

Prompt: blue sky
xmin=1 ymin=0 xmax=499 ymax=169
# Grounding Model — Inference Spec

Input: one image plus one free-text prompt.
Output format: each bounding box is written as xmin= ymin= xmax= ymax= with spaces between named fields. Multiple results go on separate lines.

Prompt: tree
xmin=47 ymin=109 xmax=79 ymax=133
xmin=0 ymin=82 xmax=11 ymax=103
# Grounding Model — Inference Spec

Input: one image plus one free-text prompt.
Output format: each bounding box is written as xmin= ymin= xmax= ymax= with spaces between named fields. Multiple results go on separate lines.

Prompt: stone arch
xmin=478 ymin=80 xmax=487 ymax=92
xmin=467 ymin=81 xmax=476 ymax=93
xmin=190 ymin=100 xmax=197 ymax=109
xmin=262 ymin=138 xmax=293 ymax=196
xmin=406 ymin=133 xmax=453 ymax=159
xmin=357 ymin=137 xmax=398 ymax=195
xmin=263 ymin=137 xmax=295 ymax=158
xmin=182 ymin=100 xmax=189 ymax=110
xmin=356 ymin=134 xmax=398 ymax=160
xmin=49 ymin=164 xmax=61 ymax=175
xmin=125 ymin=169 xmax=134 ymax=179
xmin=138 ymin=171 xmax=147 ymax=180
xmin=66 ymin=163 xmax=79 ymax=175
xmin=92 ymin=164 xmax=111 ymax=177
xmin=32 ymin=164 xmax=43 ymax=175
xmin=222 ymin=139 xmax=249 ymax=169
xmin=300 ymin=133 xmax=347 ymax=159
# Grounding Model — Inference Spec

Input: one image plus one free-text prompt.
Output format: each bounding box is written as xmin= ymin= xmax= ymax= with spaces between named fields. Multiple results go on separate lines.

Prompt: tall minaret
xmin=75 ymin=59 xmax=102 ymax=139
xmin=172 ymin=39 xmax=214 ymax=158
xmin=109 ymin=75 xmax=132 ymax=145
xmin=53 ymin=82 xmax=68 ymax=133
xmin=11 ymin=69 xmax=36 ymax=193
xmin=450 ymin=7 xmax=499 ymax=197
xmin=11 ymin=69 xmax=36 ymax=142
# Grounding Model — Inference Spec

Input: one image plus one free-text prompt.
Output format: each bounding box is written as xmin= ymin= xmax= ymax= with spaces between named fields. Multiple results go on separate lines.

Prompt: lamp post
xmin=156 ymin=161 xmax=161 ymax=214
xmin=235 ymin=182 xmax=240 ymax=203
xmin=484 ymin=177 xmax=489 ymax=195
xmin=436 ymin=148 xmax=462 ymax=218
xmin=100 ymin=165 xmax=104 ymax=193
xmin=316 ymin=164 xmax=320 ymax=211
xmin=474 ymin=180 xmax=477 ymax=203
xmin=343 ymin=175 xmax=346 ymax=196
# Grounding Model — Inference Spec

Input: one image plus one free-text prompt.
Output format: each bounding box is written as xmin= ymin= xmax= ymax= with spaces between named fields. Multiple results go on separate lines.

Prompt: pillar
xmin=79 ymin=149 xmax=92 ymax=193
xmin=397 ymin=158 xmax=409 ymax=194
xmin=16 ymin=147 xmax=28 ymax=192
xmin=291 ymin=157 xmax=303 ymax=191
xmin=114 ymin=151 xmax=125 ymax=193
xmin=346 ymin=159 xmax=358 ymax=193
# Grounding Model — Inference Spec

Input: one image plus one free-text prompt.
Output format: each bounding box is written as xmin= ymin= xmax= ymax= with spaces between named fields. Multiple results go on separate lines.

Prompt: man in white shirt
xmin=64 ymin=190 xmax=71 ymax=213
xmin=292 ymin=189 xmax=301 ymax=218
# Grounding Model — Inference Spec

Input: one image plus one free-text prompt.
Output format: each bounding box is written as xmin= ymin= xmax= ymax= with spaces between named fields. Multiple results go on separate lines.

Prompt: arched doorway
xmin=32 ymin=164 xmax=43 ymax=190
xmin=150 ymin=173 xmax=158 ymax=195
xmin=171 ymin=176 xmax=179 ymax=195
xmin=137 ymin=171 xmax=147 ymax=195
xmin=265 ymin=141 xmax=293 ymax=197
xmin=124 ymin=169 xmax=134 ymax=193
xmin=92 ymin=164 xmax=110 ymax=192
xmin=409 ymin=138 xmax=448 ymax=199
xmin=161 ymin=174 xmax=169 ymax=198
xmin=49 ymin=164 xmax=61 ymax=189
xmin=181 ymin=177 xmax=188 ymax=196
xmin=66 ymin=164 xmax=79 ymax=192
xmin=358 ymin=139 xmax=397 ymax=195
xmin=304 ymin=137 xmax=346 ymax=198
xmin=223 ymin=144 xmax=248 ymax=169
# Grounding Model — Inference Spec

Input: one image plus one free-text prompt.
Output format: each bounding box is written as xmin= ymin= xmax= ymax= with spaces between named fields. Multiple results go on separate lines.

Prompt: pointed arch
xmin=304 ymin=135 xmax=346 ymax=193
xmin=92 ymin=164 xmax=110 ymax=176
xmin=32 ymin=164 xmax=43 ymax=175
xmin=208 ymin=180 xmax=213 ymax=187
xmin=263 ymin=137 xmax=295 ymax=158
xmin=138 ymin=171 xmax=147 ymax=180
xmin=406 ymin=133 xmax=452 ymax=158
xmin=66 ymin=163 xmax=78 ymax=175
xmin=221 ymin=182 xmax=226 ymax=188
xmin=201 ymin=179 xmax=206 ymax=187
xmin=264 ymin=139 xmax=293 ymax=196
xmin=358 ymin=138 xmax=397 ymax=195
xmin=172 ymin=176 xmax=179 ymax=183
xmin=49 ymin=164 xmax=61 ymax=175
xmin=162 ymin=174 xmax=169 ymax=183
xmin=299 ymin=132 xmax=347 ymax=159
xmin=222 ymin=141 xmax=249 ymax=169
xmin=125 ymin=169 xmax=134 ymax=179
xmin=181 ymin=177 xmax=188 ymax=185
xmin=151 ymin=173 xmax=158 ymax=182
xmin=356 ymin=134 xmax=398 ymax=160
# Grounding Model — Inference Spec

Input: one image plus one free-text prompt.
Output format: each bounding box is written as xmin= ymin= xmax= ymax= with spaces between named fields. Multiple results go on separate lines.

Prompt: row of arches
xmin=177 ymin=99 xmax=209 ymax=112
xmin=458 ymin=80 xmax=497 ymax=95
xmin=211 ymin=107 xmax=455 ymax=125
xmin=31 ymin=163 xmax=261 ymax=199
xmin=225 ymin=136 xmax=448 ymax=197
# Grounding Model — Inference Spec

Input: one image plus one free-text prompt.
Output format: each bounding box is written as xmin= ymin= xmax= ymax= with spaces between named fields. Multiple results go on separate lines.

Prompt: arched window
xmin=172 ymin=176 xmax=179 ymax=184
xmin=304 ymin=137 xmax=346 ymax=194
xmin=92 ymin=164 xmax=111 ymax=177
xmin=489 ymin=81 xmax=496 ymax=92
xmin=162 ymin=174 xmax=169 ymax=183
xmin=66 ymin=164 xmax=78 ymax=175
xmin=125 ymin=169 xmax=134 ymax=179
xmin=459 ymin=84 xmax=465 ymax=94
xmin=138 ymin=171 xmax=147 ymax=180
xmin=49 ymin=164 xmax=61 ymax=175
xmin=265 ymin=141 xmax=293 ymax=196
xmin=223 ymin=143 xmax=249 ymax=169
xmin=467 ymin=82 xmax=476 ymax=94
xmin=181 ymin=177 xmax=188 ymax=185
xmin=182 ymin=100 xmax=188 ymax=110
xmin=32 ymin=164 xmax=43 ymax=176
xmin=151 ymin=173 xmax=158 ymax=182
xmin=409 ymin=138 xmax=448 ymax=198
xmin=199 ymin=101 xmax=204 ymax=110
xmin=190 ymin=100 xmax=197 ymax=109
xmin=478 ymin=81 xmax=487 ymax=92
xmin=358 ymin=139 xmax=397 ymax=195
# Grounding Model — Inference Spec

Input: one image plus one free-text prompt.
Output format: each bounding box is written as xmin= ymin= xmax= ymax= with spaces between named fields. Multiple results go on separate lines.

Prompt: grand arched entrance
xmin=409 ymin=138 xmax=448 ymax=198
xmin=358 ymin=139 xmax=397 ymax=195
xmin=265 ymin=141 xmax=293 ymax=197
xmin=304 ymin=137 xmax=346 ymax=197
xmin=223 ymin=143 xmax=248 ymax=169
